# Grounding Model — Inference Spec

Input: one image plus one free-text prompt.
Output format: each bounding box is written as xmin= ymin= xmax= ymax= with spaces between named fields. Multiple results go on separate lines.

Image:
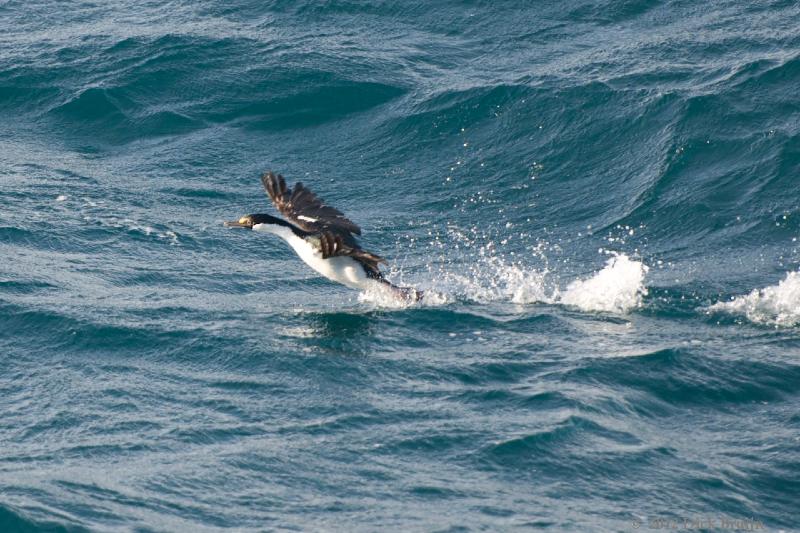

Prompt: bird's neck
xmin=249 ymin=214 xmax=306 ymax=238
xmin=253 ymin=221 xmax=302 ymax=241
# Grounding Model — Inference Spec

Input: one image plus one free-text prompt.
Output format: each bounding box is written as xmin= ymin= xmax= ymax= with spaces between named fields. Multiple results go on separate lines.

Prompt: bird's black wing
xmin=262 ymin=171 xmax=361 ymax=236
xmin=317 ymin=231 xmax=386 ymax=279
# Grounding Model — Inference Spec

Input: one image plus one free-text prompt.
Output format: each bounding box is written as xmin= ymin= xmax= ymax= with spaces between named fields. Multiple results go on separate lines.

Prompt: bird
xmin=225 ymin=171 xmax=422 ymax=302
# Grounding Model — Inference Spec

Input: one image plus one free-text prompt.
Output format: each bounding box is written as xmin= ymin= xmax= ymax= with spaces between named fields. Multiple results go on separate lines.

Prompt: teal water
xmin=1 ymin=1 xmax=800 ymax=531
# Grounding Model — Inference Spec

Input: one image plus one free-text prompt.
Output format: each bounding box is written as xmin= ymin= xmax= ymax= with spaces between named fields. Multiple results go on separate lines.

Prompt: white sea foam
xmin=357 ymin=283 xmax=433 ymax=309
xmin=363 ymin=223 xmax=649 ymax=313
xmin=560 ymin=254 xmax=649 ymax=313
xmin=708 ymin=271 xmax=800 ymax=327
xmin=430 ymin=257 xmax=554 ymax=304
xmin=357 ymin=288 xmax=412 ymax=309
xmin=371 ymin=247 xmax=647 ymax=313
xmin=449 ymin=250 xmax=648 ymax=313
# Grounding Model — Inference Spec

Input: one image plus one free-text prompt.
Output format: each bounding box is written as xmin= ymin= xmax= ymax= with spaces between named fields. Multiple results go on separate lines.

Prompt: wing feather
xmin=318 ymin=231 xmax=386 ymax=279
xmin=261 ymin=171 xmax=384 ymax=277
xmin=261 ymin=171 xmax=361 ymax=235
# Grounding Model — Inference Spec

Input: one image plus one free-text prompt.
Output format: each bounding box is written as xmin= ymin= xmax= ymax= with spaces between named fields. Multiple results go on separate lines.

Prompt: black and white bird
xmin=225 ymin=172 xmax=422 ymax=301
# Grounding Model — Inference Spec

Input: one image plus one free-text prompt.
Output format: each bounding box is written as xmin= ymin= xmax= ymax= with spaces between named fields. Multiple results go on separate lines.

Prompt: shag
xmin=225 ymin=172 xmax=422 ymax=301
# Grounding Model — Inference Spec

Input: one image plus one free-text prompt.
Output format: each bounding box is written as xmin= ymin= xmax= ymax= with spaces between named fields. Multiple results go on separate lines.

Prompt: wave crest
xmin=561 ymin=254 xmax=649 ymax=313
xmin=708 ymin=271 xmax=800 ymax=327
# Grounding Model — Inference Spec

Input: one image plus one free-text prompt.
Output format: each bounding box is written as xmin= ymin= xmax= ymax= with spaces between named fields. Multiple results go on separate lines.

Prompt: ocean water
xmin=1 ymin=0 xmax=799 ymax=530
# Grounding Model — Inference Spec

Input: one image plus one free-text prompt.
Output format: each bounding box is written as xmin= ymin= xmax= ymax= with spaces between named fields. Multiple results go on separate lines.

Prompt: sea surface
xmin=1 ymin=1 xmax=799 ymax=531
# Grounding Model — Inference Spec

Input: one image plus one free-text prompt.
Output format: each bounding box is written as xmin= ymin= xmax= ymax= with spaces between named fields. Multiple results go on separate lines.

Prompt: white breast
xmin=253 ymin=223 xmax=377 ymax=290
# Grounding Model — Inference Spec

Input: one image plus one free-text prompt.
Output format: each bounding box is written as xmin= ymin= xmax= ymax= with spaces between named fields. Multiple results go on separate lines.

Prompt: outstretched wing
xmin=317 ymin=231 xmax=386 ymax=279
xmin=261 ymin=171 xmax=361 ymax=236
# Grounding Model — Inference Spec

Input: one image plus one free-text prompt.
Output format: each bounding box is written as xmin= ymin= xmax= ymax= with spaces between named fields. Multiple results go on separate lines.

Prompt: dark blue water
xmin=2 ymin=1 xmax=799 ymax=530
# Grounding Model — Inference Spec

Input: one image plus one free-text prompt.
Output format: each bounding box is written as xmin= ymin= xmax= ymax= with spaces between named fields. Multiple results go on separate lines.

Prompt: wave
xmin=561 ymin=254 xmax=648 ymax=313
xmin=0 ymin=301 xmax=199 ymax=354
xmin=369 ymin=48 xmax=800 ymax=255
xmin=206 ymin=77 xmax=405 ymax=131
xmin=478 ymin=414 xmax=663 ymax=477
xmin=0 ymin=503 xmax=85 ymax=533
xmin=0 ymin=30 xmax=411 ymax=144
xmin=44 ymin=73 xmax=405 ymax=142
xmin=0 ymin=279 xmax=55 ymax=295
xmin=379 ymin=234 xmax=649 ymax=313
xmin=564 ymin=347 xmax=800 ymax=407
xmin=707 ymin=271 xmax=800 ymax=327
xmin=45 ymin=86 xmax=203 ymax=144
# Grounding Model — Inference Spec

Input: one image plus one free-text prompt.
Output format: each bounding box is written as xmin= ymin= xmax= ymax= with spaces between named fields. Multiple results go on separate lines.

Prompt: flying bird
xmin=225 ymin=172 xmax=422 ymax=302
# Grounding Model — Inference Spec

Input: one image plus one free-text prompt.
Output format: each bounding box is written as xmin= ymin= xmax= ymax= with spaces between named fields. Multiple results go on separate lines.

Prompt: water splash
xmin=357 ymin=284 xmax=426 ymax=309
xmin=708 ymin=271 xmax=800 ymax=327
xmin=422 ymin=253 xmax=555 ymax=305
xmin=560 ymin=254 xmax=649 ymax=314
xmin=380 ymin=223 xmax=648 ymax=313
xmin=403 ymin=225 xmax=558 ymax=305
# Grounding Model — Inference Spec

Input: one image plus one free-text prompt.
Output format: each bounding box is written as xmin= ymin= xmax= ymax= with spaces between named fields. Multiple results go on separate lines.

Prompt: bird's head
xmin=224 ymin=213 xmax=283 ymax=229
